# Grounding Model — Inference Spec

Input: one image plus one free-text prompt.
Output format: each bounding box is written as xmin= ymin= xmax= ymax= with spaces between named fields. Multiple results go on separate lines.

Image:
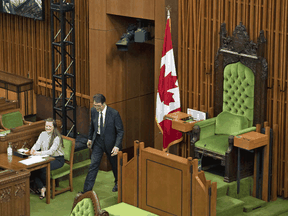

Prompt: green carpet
xmin=30 ymin=170 xmax=118 ymax=216
xmin=30 ymin=169 xmax=288 ymax=216
xmin=205 ymin=170 xmax=288 ymax=216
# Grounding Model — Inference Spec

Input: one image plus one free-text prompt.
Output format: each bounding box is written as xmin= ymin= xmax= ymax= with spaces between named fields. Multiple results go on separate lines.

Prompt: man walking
xmin=80 ymin=94 xmax=124 ymax=194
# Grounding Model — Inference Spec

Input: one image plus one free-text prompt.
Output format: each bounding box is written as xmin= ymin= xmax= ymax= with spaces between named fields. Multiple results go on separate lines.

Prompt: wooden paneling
xmin=126 ymin=44 xmax=141 ymax=99
xmin=89 ymin=30 xmax=107 ymax=99
xmin=105 ymin=29 xmax=127 ymax=104
xmin=107 ymin=0 xmax=155 ymax=20
xmin=106 ymin=14 xmax=138 ymax=32
xmin=178 ymin=0 xmax=288 ymax=198
xmin=126 ymin=43 xmax=154 ymax=99
xmin=119 ymin=142 xmax=217 ymax=216
xmin=126 ymin=98 xmax=141 ymax=148
xmin=89 ymin=0 xmax=107 ymax=30
xmin=0 ymin=0 xmax=90 ymax=111
xmin=0 ymin=170 xmax=30 ymax=216
xmin=146 ymin=159 xmax=182 ymax=214
xmin=155 ymin=0 xmax=166 ymax=40
xmin=139 ymin=93 xmax=155 ymax=148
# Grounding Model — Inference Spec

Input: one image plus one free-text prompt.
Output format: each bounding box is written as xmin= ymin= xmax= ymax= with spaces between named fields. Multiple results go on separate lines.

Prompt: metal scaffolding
xmin=50 ymin=0 xmax=76 ymax=137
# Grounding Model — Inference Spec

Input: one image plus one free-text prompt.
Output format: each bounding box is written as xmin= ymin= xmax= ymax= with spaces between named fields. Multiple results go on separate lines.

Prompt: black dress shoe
xmin=112 ymin=184 xmax=118 ymax=192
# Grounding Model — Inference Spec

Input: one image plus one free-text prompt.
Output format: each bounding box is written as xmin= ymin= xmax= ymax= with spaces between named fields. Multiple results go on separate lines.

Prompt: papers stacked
xmin=19 ymin=156 xmax=46 ymax=165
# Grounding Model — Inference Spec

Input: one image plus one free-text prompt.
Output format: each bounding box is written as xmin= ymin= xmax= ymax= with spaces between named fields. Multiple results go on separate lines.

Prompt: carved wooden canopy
xmin=214 ymin=22 xmax=268 ymax=127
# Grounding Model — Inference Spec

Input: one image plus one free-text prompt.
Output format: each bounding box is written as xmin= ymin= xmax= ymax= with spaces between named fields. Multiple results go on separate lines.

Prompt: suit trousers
xmin=83 ymin=134 xmax=118 ymax=192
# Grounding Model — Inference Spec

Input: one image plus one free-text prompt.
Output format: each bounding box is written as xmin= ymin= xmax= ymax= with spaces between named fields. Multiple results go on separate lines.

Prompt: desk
xmin=0 ymin=153 xmax=55 ymax=204
xmin=0 ymin=71 xmax=33 ymax=115
xmin=104 ymin=202 xmax=158 ymax=216
xmin=234 ymin=130 xmax=270 ymax=201
xmin=164 ymin=111 xmax=202 ymax=156
xmin=0 ymin=169 xmax=30 ymax=216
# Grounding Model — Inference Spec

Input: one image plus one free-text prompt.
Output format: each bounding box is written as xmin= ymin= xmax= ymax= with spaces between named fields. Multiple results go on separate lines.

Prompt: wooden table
xmin=0 ymin=71 xmax=33 ymax=115
xmin=0 ymin=153 xmax=55 ymax=204
xmin=234 ymin=130 xmax=270 ymax=201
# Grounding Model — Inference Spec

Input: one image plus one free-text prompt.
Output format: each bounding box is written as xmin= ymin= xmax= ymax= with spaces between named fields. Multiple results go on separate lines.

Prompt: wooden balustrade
xmin=118 ymin=140 xmax=217 ymax=216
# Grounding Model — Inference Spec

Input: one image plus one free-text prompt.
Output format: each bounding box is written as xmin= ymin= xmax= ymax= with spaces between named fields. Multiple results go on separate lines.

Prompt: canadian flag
xmin=155 ymin=11 xmax=182 ymax=150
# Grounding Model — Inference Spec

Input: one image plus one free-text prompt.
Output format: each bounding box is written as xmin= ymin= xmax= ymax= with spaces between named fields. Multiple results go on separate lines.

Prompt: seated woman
xmin=30 ymin=118 xmax=64 ymax=200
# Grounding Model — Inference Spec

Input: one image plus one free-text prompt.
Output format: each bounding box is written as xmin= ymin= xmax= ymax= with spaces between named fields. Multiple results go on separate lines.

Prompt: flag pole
xmin=156 ymin=5 xmax=183 ymax=152
xmin=166 ymin=5 xmax=172 ymax=30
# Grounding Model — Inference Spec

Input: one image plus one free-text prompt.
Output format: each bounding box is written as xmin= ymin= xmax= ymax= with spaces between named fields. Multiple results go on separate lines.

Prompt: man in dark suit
xmin=81 ymin=94 xmax=124 ymax=193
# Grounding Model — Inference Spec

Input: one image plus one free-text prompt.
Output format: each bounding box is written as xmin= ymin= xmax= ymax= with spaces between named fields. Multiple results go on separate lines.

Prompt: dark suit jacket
xmin=88 ymin=106 xmax=124 ymax=151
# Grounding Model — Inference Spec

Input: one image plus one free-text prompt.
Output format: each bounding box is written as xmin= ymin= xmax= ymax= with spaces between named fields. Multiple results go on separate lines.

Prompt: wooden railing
xmin=118 ymin=141 xmax=217 ymax=216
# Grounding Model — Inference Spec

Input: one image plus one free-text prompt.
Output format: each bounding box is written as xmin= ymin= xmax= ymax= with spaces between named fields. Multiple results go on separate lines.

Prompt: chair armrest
xmin=195 ymin=117 xmax=216 ymax=128
xmin=23 ymin=120 xmax=32 ymax=125
xmin=193 ymin=117 xmax=216 ymax=140
xmin=230 ymin=127 xmax=256 ymax=136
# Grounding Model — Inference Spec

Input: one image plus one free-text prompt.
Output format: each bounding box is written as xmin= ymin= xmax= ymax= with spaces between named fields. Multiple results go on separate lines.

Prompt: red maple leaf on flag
xmin=158 ymin=65 xmax=178 ymax=106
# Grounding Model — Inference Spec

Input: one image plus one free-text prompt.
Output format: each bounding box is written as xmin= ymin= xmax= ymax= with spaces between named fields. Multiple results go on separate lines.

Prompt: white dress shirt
xmin=31 ymin=131 xmax=64 ymax=156
xmin=97 ymin=105 xmax=107 ymax=135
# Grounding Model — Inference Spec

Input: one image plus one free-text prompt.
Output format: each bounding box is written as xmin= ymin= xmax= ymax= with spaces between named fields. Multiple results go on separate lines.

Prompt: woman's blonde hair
xmin=46 ymin=118 xmax=64 ymax=149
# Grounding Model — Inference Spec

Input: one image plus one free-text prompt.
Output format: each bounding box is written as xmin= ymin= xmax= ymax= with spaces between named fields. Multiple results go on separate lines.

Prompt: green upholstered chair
xmin=192 ymin=62 xmax=257 ymax=183
xmin=0 ymin=109 xmax=32 ymax=130
xmin=51 ymin=135 xmax=75 ymax=199
xmin=191 ymin=23 xmax=268 ymax=183
xmin=70 ymin=191 xmax=109 ymax=216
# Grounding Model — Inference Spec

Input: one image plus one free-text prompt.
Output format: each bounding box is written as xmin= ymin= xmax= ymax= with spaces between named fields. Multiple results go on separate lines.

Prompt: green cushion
xmin=2 ymin=111 xmax=23 ymax=129
xmin=70 ymin=198 xmax=94 ymax=216
xmin=63 ymin=138 xmax=72 ymax=161
xmin=215 ymin=111 xmax=248 ymax=135
xmin=104 ymin=202 xmax=158 ymax=216
xmin=51 ymin=163 xmax=70 ymax=179
xmin=195 ymin=134 xmax=230 ymax=155
xmin=223 ymin=62 xmax=254 ymax=127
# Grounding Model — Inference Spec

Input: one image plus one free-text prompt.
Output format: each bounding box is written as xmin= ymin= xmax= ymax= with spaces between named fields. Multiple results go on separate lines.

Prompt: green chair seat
xmin=195 ymin=134 xmax=230 ymax=156
xmin=51 ymin=163 xmax=70 ymax=179
xmin=70 ymin=198 xmax=94 ymax=216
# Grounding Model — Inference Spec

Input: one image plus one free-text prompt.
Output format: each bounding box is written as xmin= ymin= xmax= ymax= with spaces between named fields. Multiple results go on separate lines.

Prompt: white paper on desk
xmin=187 ymin=108 xmax=206 ymax=121
xmin=19 ymin=157 xmax=45 ymax=165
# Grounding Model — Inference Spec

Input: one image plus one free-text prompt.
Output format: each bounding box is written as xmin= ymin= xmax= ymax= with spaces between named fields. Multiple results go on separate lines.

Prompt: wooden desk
xmin=234 ymin=130 xmax=270 ymax=201
xmin=0 ymin=71 xmax=33 ymax=115
xmin=0 ymin=153 xmax=55 ymax=204
xmin=0 ymin=169 xmax=30 ymax=216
